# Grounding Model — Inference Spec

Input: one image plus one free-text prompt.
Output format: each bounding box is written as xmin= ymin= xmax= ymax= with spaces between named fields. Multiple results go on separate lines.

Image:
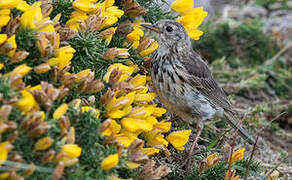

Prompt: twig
xmin=265 ymin=42 xmax=292 ymax=65
xmin=264 ymin=154 xmax=290 ymax=180
xmin=227 ymin=129 xmax=239 ymax=180
xmin=256 ymin=112 xmax=286 ymax=134
xmin=244 ymin=134 xmax=259 ymax=180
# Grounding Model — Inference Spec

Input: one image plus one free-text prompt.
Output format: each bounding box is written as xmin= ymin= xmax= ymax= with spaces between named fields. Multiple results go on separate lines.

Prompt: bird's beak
xmin=141 ymin=24 xmax=161 ymax=33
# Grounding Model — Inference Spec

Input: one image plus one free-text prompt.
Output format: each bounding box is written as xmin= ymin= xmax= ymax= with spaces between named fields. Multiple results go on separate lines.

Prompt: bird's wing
xmin=180 ymin=51 xmax=232 ymax=111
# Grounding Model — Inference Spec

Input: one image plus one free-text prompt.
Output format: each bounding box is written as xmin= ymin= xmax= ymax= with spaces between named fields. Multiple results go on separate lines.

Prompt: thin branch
xmin=256 ymin=112 xmax=286 ymax=134
xmin=244 ymin=134 xmax=259 ymax=180
xmin=227 ymin=129 xmax=239 ymax=180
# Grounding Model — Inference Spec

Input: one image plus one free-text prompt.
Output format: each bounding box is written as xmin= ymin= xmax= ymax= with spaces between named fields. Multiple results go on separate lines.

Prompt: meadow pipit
xmin=142 ymin=20 xmax=255 ymax=164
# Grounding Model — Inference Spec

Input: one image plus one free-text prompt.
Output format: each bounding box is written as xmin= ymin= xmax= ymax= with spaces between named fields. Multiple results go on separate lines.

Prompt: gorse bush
xmin=0 ymin=0 xmax=281 ymax=179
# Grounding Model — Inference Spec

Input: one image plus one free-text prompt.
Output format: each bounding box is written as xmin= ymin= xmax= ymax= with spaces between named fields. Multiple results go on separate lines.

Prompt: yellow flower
xmin=34 ymin=63 xmax=51 ymax=74
xmin=10 ymin=64 xmax=32 ymax=77
xmin=101 ymin=119 xmax=121 ymax=136
xmin=17 ymin=90 xmax=39 ymax=112
xmin=0 ymin=64 xmax=3 ymax=71
xmin=73 ymin=0 xmax=97 ymax=13
xmin=0 ymin=0 xmax=19 ymax=9
xmin=101 ymin=153 xmax=119 ymax=170
xmin=0 ymin=141 xmax=12 ymax=166
xmin=20 ymin=2 xmax=55 ymax=32
xmin=75 ymin=69 xmax=92 ymax=82
xmin=177 ymin=7 xmax=207 ymax=40
xmin=121 ymin=118 xmax=153 ymax=132
xmin=0 ymin=34 xmax=7 ymax=45
xmin=48 ymin=45 xmax=76 ymax=69
xmin=0 ymin=172 xmax=9 ymax=179
xmin=99 ymin=0 xmax=124 ymax=29
xmin=66 ymin=11 xmax=88 ymax=32
xmin=53 ymin=104 xmax=68 ymax=119
xmin=125 ymin=161 xmax=140 ymax=169
xmin=0 ymin=9 xmax=10 ymax=31
xmin=61 ymin=144 xmax=82 ymax=158
xmin=129 ymin=74 xmax=146 ymax=88
xmin=225 ymin=169 xmax=239 ymax=180
xmin=16 ymin=0 xmax=30 ymax=12
xmin=145 ymin=130 xmax=168 ymax=147
xmin=171 ymin=0 xmax=194 ymax=15
xmin=100 ymin=27 xmax=117 ymax=45
xmin=105 ymin=92 xmax=135 ymax=118
xmin=205 ymin=153 xmax=220 ymax=168
xmin=126 ymin=19 xmax=151 ymax=48
xmin=103 ymin=48 xmax=130 ymax=60
xmin=140 ymin=147 xmax=160 ymax=155
xmin=152 ymin=107 xmax=167 ymax=117
xmin=199 ymin=153 xmax=220 ymax=173
xmin=127 ymin=106 xmax=154 ymax=119
xmin=106 ymin=105 xmax=132 ymax=119
xmin=104 ymin=63 xmax=135 ymax=83
xmin=231 ymin=148 xmax=245 ymax=163
xmin=154 ymin=120 xmax=171 ymax=133
xmin=139 ymin=41 xmax=159 ymax=57
xmin=6 ymin=34 xmax=17 ymax=57
xmin=134 ymin=93 xmax=156 ymax=102
xmin=34 ymin=136 xmax=54 ymax=151
xmin=115 ymin=131 xmax=137 ymax=148
xmin=166 ymin=129 xmax=192 ymax=150
xmin=81 ymin=106 xmax=100 ymax=118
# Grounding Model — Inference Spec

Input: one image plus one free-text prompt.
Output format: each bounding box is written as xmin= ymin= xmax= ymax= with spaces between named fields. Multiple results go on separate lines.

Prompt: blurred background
xmin=162 ymin=0 xmax=292 ymax=177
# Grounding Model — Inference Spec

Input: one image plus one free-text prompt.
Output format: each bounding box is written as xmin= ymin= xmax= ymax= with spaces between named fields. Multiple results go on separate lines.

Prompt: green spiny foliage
xmin=137 ymin=0 xmax=176 ymax=23
xmin=50 ymin=0 xmax=74 ymax=24
xmin=64 ymin=111 xmax=118 ymax=179
xmin=69 ymin=31 xmax=110 ymax=80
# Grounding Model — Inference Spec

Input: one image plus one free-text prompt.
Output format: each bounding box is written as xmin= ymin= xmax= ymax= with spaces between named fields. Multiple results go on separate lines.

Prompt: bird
xmin=141 ymin=20 xmax=255 ymax=164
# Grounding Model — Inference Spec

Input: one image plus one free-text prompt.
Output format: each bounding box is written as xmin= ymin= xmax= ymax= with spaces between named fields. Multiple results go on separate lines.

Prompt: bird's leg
xmin=182 ymin=123 xmax=203 ymax=167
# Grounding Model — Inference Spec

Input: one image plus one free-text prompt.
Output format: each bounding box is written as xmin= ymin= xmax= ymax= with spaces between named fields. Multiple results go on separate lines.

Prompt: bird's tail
xmin=223 ymin=111 xmax=255 ymax=145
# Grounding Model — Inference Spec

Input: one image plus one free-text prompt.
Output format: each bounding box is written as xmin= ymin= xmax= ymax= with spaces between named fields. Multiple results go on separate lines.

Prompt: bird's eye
xmin=166 ymin=26 xmax=173 ymax=32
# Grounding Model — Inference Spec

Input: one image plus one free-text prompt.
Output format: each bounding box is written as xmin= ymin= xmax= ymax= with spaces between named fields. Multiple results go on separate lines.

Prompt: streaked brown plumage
xmin=142 ymin=20 xmax=254 ymax=162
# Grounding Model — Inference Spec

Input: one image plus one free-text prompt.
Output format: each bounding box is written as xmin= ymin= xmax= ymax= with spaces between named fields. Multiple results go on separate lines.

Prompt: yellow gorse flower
xmin=100 ymin=27 xmax=117 ymax=45
xmin=17 ymin=90 xmax=39 ymax=112
xmin=34 ymin=136 xmax=54 ymax=151
xmin=20 ymin=2 xmax=55 ymax=32
xmin=171 ymin=0 xmax=207 ymax=40
xmin=48 ymin=45 xmax=76 ymax=69
xmin=225 ymin=169 xmax=240 ymax=180
xmin=103 ymin=63 xmax=135 ymax=83
xmin=0 ymin=0 xmax=29 ymax=11
xmin=166 ymin=129 xmax=192 ymax=150
xmin=81 ymin=106 xmax=100 ymax=118
xmin=61 ymin=144 xmax=82 ymax=158
xmin=170 ymin=0 xmax=194 ymax=15
xmin=68 ymin=0 xmax=124 ymax=32
xmin=0 ymin=34 xmax=7 ymax=45
xmin=0 ymin=9 xmax=11 ymax=31
xmin=10 ymin=64 xmax=32 ymax=77
xmin=0 ymin=141 xmax=11 ymax=166
xmin=53 ymin=104 xmax=68 ymax=119
xmin=126 ymin=19 xmax=151 ymax=48
xmin=101 ymin=153 xmax=119 ymax=170
xmin=231 ymin=148 xmax=245 ymax=163
xmin=101 ymin=119 xmax=121 ymax=136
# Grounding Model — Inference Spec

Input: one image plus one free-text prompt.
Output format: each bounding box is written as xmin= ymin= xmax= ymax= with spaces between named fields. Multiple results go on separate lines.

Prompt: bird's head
xmin=141 ymin=20 xmax=191 ymax=49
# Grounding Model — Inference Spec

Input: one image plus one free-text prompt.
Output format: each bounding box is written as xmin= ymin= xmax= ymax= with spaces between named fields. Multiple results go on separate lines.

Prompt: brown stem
xmin=244 ymin=134 xmax=259 ymax=180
